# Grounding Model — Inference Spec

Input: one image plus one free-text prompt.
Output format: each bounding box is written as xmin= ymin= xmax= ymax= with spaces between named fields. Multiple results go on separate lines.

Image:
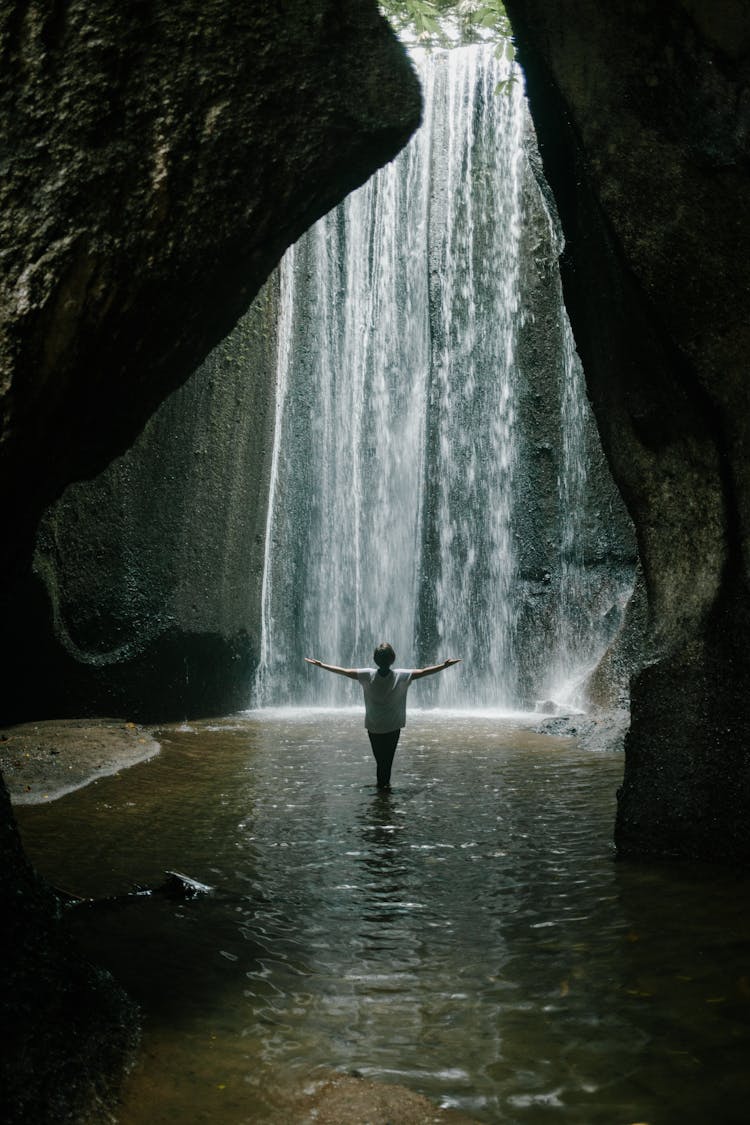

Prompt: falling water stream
xmin=255 ymin=44 xmax=631 ymax=712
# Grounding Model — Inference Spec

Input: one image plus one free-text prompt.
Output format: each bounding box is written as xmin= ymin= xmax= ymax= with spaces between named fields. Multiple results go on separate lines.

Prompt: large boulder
xmin=0 ymin=0 xmax=420 ymax=584
xmin=505 ymin=0 xmax=750 ymax=860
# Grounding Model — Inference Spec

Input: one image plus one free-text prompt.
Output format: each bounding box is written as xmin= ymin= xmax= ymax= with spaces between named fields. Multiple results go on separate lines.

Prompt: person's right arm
xmin=304 ymin=658 xmax=359 ymax=680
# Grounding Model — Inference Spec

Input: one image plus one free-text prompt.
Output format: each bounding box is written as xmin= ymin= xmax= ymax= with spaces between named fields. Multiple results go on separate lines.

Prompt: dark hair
xmin=374 ymin=642 xmax=396 ymax=676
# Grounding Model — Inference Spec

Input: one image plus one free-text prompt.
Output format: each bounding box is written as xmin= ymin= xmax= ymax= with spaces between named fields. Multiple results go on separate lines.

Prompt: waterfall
xmin=425 ymin=48 xmax=524 ymax=706
xmin=547 ymin=316 xmax=596 ymax=705
xmin=254 ymin=44 xmax=633 ymax=711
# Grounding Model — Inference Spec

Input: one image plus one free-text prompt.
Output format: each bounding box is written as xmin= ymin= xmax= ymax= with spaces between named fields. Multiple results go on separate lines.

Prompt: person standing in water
xmin=305 ymin=643 xmax=461 ymax=789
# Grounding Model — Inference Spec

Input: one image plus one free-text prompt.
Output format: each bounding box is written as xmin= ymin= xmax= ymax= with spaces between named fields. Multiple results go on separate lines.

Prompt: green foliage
xmin=379 ymin=0 xmax=447 ymax=43
xmin=380 ymin=0 xmax=513 ymax=52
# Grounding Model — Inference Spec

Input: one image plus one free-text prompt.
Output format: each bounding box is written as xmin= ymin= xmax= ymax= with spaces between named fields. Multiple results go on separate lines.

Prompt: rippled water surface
xmin=16 ymin=712 xmax=750 ymax=1124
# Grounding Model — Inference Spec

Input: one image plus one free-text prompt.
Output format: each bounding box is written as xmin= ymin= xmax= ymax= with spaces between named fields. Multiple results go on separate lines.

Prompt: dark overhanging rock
xmin=0 ymin=2 xmax=420 ymax=1119
xmin=0 ymin=0 xmax=421 ymax=587
xmin=505 ymin=0 xmax=750 ymax=861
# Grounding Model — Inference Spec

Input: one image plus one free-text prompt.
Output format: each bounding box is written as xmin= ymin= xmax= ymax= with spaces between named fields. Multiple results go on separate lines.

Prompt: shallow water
xmin=15 ymin=711 xmax=750 ymax=1124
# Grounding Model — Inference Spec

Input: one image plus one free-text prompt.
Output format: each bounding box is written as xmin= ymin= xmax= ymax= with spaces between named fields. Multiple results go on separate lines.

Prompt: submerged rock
xmin=156 ymin=871 xmax=214 ymax=900
xmin=535 ymin=709 xmax=631 ymax=755
xmin=292 ymin=1071 xmax=479 ymax=1124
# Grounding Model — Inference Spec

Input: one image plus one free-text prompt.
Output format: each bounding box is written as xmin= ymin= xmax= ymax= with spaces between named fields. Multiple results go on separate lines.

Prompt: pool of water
xmin=15 ymin=711 xmax=750 ymax=1124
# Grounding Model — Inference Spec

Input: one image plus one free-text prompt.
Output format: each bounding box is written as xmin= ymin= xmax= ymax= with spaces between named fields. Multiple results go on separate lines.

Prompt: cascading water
xmin=424 ymin=48 xmax=524 ymax=706
xmin=255 ymin=55 xmax=435 ymax=707
xmin=255 ymin=43 xmax=634 ymax=711
xmin=546 ymin=316 xmax=597 ymax=705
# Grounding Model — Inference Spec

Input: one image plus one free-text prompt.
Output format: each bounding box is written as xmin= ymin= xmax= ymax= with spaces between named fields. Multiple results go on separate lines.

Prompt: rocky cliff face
xmin=5 ymin=279 xmax=279 ymax=723
xmin=512 ymin=127 xmax=636 ymax=704
xmin=0 ymin=3 xmax=420 ymax=1119
xmin=505 ymin=0 xmax=750 ymax=860
xmin=0 ymin=0 xmax=421 ymax=587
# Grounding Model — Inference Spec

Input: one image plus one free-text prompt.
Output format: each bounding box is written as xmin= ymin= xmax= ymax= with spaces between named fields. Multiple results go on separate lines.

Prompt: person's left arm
xmin=411 ymin=658 xmax=461 ymax=680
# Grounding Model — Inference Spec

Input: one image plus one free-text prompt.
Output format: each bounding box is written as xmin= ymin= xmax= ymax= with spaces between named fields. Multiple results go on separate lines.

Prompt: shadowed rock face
xmin=505 ymin=0 xmax=750 ymax=860
xmin=0 ymin=0 xmax=421 ymax=584
xmin=0 ymin=3 xmax=420 ymax=1120
xmin=4 ymin=280 xmax=281 ymax=724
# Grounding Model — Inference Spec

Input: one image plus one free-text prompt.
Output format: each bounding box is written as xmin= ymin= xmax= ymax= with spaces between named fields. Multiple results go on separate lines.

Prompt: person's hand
xmin=443 ymin=658 xmax=461 ymax=667
xmin=305 ymin=657 xmax=322 ymax=666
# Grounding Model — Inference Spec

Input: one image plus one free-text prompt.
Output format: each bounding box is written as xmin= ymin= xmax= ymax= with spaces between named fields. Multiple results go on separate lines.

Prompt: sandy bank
xmin=0 ymin=718 xmax=160 ymax=804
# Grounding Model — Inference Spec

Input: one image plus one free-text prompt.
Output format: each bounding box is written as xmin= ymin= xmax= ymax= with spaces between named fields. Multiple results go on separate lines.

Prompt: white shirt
xmin=356 ymin=668 xmax=413 ymax=733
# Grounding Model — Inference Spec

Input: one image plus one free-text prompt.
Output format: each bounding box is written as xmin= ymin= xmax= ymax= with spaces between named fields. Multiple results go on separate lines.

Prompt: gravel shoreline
xmin=0 ymin=718 xmax=160 ymax=804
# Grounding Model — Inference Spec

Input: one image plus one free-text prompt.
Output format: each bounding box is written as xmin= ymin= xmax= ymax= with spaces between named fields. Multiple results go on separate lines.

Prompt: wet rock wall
xmin=505 ymin=0 xmax=750 ymax=860
xmin=4 ymin=280 xmax=278 ymax=723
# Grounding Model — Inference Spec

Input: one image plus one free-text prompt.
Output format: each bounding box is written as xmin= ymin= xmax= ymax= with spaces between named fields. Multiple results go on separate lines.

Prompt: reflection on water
xmin=15 ymin=712 xmax=750 ymax=1124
